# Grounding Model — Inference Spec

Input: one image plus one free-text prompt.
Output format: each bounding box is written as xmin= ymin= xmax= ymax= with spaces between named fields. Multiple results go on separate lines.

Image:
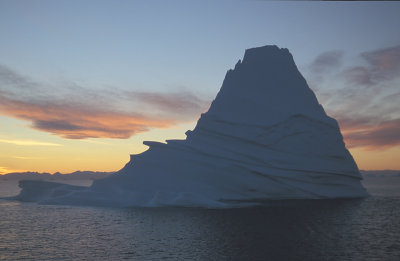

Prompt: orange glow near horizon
xmin=1 ymin=137 xmax=400 ymax=175
xmin=0 ymin=117 xmax=193 ymax=174
xmin=350 ymin=146 xmax=400 ymax=170
xmin=1 ymin=116 xmax=400 ymax=175
xmin=1 ymin=145 xmax=399 ymax=175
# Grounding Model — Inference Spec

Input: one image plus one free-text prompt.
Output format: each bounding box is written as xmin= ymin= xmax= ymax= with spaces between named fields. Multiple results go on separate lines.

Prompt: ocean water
xmin=0 ymin=177 xmax=399 ymax=260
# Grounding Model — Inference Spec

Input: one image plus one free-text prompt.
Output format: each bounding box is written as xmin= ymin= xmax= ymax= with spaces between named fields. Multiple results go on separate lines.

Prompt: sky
xmin=0 ymin=0 xmax=400 ymax=174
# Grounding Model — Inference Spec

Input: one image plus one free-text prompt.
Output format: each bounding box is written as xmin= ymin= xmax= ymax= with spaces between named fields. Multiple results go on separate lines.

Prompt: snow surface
xmin=12 ymin=45 xmax=368 ymax=207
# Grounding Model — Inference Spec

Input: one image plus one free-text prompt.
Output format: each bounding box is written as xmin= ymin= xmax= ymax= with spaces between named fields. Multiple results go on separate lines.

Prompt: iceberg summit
xmin=14 ymin=45 xmax=368 ymax=207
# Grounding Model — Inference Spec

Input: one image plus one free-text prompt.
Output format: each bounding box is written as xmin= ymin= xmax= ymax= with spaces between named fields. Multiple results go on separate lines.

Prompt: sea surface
xmin=0 ymin=177 xmax=399 ymax=260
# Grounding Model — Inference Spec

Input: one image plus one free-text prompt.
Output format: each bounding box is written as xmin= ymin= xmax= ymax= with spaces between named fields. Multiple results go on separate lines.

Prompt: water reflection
xmin=1 ymin=180 xmax=400 ymax=260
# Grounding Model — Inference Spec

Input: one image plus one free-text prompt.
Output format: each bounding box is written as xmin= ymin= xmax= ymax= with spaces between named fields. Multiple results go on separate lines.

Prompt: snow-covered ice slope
xmin=14 ymin=45 xmax=368 ymax=207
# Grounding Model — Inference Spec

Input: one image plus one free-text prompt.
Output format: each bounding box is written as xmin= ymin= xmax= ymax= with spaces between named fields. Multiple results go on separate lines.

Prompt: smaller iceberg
xmin=13 ymin=45 xmax=368 ymax=207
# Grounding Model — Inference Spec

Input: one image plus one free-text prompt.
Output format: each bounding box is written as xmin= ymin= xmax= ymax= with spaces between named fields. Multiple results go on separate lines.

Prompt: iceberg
xmin=13 ymin=45 xmax=368 ymax=207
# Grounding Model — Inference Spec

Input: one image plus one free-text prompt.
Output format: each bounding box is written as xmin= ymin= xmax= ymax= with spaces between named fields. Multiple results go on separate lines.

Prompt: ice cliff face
xmin=14 ymin=45 xmax=368 ymax=207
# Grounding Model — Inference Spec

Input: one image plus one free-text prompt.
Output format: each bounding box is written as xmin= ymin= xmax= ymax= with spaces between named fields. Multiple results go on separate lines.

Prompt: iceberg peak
xmin=207 ymin=44 xmax=328 ymax=126
xmin=242 ymin=45 xmax=291 ymax=65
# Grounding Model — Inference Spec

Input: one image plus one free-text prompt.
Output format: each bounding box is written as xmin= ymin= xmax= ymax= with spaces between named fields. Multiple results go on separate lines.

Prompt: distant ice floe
xmin=13 ymin=45 xmax=368 ymax=207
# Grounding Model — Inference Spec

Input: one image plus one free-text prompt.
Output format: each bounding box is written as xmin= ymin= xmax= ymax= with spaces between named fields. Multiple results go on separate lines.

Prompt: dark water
xmin=0 ymin=177 xmax=399 ymax=260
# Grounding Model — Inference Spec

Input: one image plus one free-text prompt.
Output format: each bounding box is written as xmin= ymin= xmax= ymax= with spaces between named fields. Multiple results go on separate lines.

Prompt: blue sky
xmin=2 ymin=1 xmax=399 ymax=94
xmin=0 ymin=0 xmax=400 ymax=172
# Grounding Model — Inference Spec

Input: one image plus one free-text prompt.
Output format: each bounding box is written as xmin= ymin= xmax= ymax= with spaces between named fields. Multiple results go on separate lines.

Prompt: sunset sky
xmin=1 ymin=0 xmax=400 ymax=174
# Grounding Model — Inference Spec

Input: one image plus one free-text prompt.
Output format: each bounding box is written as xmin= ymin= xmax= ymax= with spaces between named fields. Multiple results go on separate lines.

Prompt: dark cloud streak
xmin=309 ymin=50 xmax=344 ymax=74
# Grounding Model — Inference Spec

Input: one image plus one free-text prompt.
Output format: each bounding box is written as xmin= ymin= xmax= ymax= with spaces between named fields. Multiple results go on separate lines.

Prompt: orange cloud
xmin=0 ymin=65 xmax=210 ymax=139
xmin=339 ymin=118 xmax=400 ymax=150
xmin=0 ymin=96 xmax=176 ymax=139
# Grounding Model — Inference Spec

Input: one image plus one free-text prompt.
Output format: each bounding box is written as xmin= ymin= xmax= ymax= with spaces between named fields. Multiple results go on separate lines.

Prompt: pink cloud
xmin=362 ymin=45 xmax=400 ymax=75
xmin=338 ymin=117 xmax=400 ymax=150
xmin=343 ymin=45 xmax=400 ymax=86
